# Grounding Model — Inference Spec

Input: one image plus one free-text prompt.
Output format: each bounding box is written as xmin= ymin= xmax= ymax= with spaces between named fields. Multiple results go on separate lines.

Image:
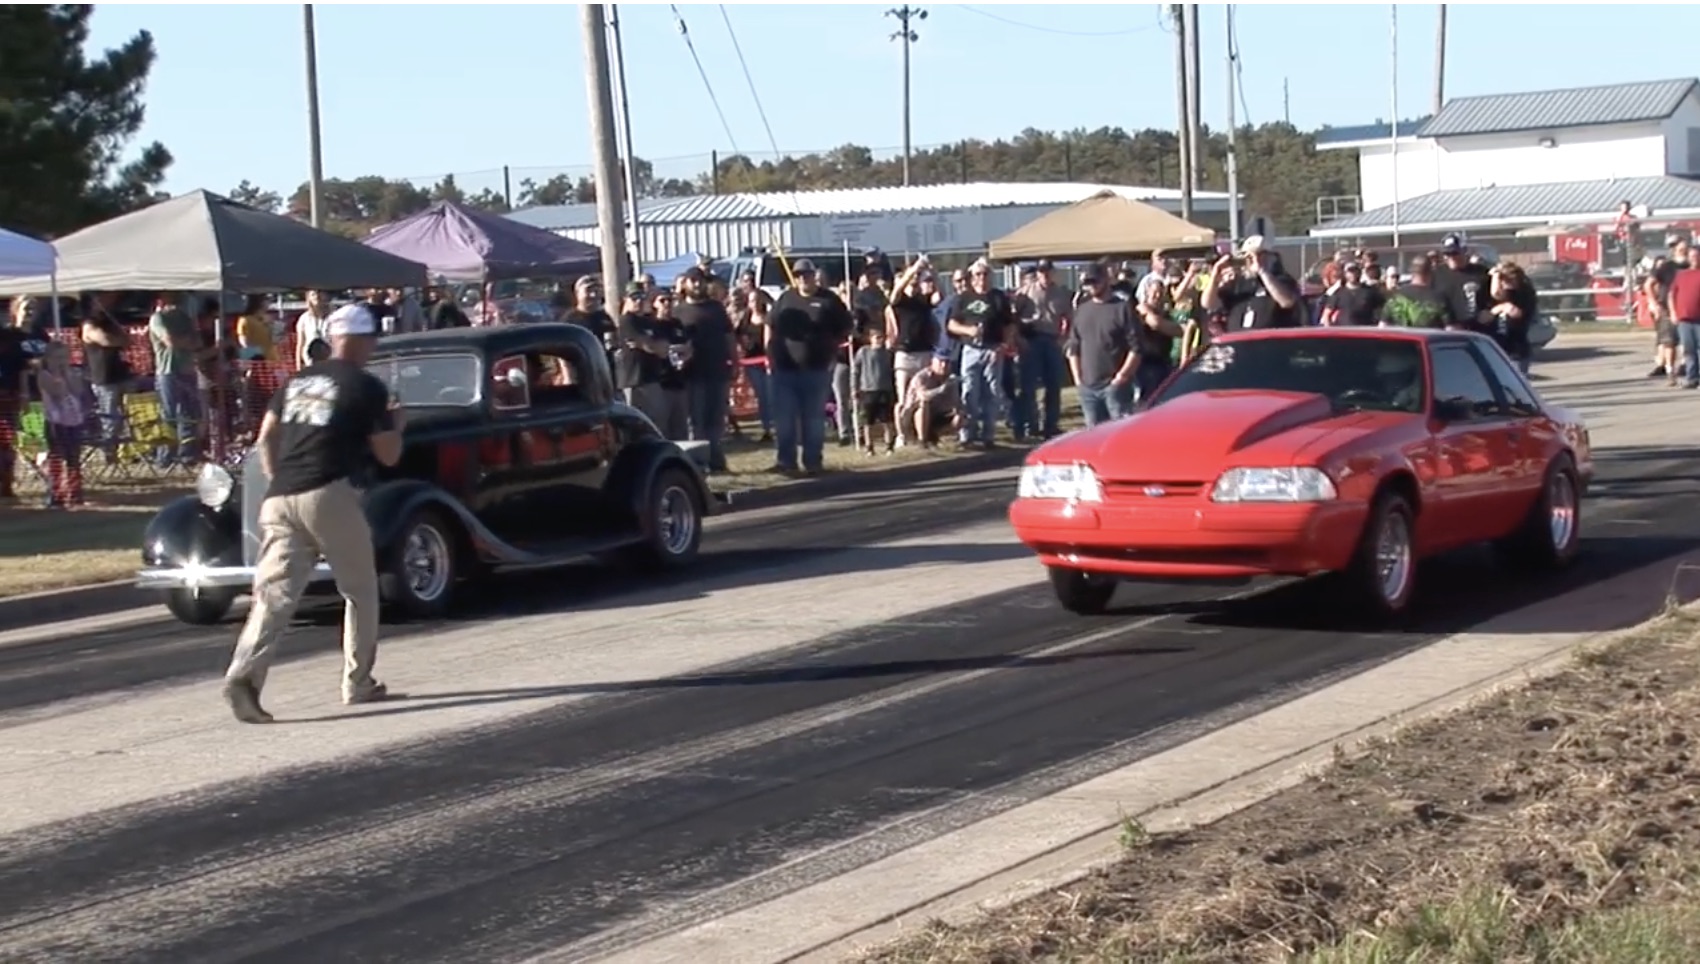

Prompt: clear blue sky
xmin=88 ymin=3 xmax=1700 ymax=201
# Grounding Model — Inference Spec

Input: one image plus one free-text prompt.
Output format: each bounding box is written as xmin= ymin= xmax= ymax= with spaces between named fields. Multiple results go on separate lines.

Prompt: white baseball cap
xmin=325 ymin=303 xmax=378 ymax=338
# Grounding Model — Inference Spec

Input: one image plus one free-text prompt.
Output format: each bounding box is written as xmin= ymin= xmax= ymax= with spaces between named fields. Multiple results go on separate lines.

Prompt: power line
xmin=667 ymin=4 xmax=741 ymax=157
xmin=1228 ymin=7 xmax=1252 ymax=126
xmin=716 ymin=5 xmax=782 ymax=162
xmin=954 ymin=4 xmax=1159 ymax=38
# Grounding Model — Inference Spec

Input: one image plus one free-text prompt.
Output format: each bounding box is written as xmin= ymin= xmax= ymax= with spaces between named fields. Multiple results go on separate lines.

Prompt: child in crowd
xmin=897 ymin=352 xmax=962 ymax=449
xmin=35 ymin=341 xmax=86 ymax=509
xmin=852 ymin=325 xmax=897 ymax=455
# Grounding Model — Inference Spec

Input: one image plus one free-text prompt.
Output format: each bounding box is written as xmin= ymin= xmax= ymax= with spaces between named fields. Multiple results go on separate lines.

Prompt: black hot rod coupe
xmin=137 ymin=323 xmax=717 ymax=625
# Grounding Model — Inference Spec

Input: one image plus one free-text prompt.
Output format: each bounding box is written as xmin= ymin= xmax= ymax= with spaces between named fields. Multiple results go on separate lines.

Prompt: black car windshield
xmin=367 ymin=353 xmax=481 ymax=407
xmin=1148 ymin=336 xmax=1427 ymax=414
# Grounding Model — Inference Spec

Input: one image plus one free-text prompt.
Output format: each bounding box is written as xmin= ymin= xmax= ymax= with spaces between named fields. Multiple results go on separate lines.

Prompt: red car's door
xmin=1470 ymin=342 xmax=1553 ymax=526
xmin=1423 ymin=343 xmax=1522 ymax=550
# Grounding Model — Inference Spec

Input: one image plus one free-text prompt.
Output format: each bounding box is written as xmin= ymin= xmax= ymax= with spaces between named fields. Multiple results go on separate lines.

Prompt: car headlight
xmin=1211 ymin=467 xmax=1337 ymax=503
xmin=1018 ymin=462 xmax=1103 ymax=502
xmin=195 ymin=463 xmax=236 ymax=509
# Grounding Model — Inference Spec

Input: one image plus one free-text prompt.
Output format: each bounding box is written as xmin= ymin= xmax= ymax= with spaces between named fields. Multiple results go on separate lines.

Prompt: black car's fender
xmin=141 ymin=495 xmax=244 ymax=569
xmin=362 ymin=478 xmax=521 ymax=566
xmin=604 ymin=439 xmax=715 ymax=524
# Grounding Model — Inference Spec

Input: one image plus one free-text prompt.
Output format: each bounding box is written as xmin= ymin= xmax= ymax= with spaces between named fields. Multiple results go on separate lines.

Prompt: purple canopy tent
xmin=362 ymin=201 xmax=601 ymax=283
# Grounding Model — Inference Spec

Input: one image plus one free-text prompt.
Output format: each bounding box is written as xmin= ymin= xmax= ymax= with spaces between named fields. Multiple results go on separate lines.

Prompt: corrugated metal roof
xmin=1315 ymin=117 xmax=1432 ymax=147
xmin=504 ymin=197 xmax=702 ymax=232
xmin=1418 ymin=78 xmax=1697 ymax=139
xmin=727 ymin=182 xmax=1231 ymax=219
xmin=1310 ymin=175 xmax=1700 ymax=236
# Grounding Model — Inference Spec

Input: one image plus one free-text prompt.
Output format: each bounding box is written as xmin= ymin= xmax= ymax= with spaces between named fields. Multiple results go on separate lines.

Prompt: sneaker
xmin=222 ymin=678 xmax=274 ymax=724
xmin=1649 ymin=365 xmax=1668 ymax=378
xmin=343 ymin=681 xmax=391 ymax=706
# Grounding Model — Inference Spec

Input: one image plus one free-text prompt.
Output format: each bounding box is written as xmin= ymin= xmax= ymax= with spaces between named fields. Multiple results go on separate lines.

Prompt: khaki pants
xmin=225 ymin=479 xmax=381 ymax=700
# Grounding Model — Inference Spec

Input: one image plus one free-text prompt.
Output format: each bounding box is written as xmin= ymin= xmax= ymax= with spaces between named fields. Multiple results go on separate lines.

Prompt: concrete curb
xmin=0 ymin=448 xmax=1028 ymax=634
xmin=809 ymin=599 xmax=1700 ymax=962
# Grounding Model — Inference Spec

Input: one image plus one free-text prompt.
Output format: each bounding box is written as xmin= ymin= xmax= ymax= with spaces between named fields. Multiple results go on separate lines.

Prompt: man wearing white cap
xmin=221 ymin=302 xmax=406 ymax=723
xmin=1201 ymin=235 xmax=1302 ymax=330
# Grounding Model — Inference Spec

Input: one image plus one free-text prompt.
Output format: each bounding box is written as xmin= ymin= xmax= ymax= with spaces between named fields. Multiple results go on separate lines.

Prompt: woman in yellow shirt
xmin=234 ymin=295 xmax=279 ymax=361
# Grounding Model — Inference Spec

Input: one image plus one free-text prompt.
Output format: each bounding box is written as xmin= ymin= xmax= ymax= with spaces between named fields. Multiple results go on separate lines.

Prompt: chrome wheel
xmin=1547 ymin=471 xmax=1578 ymax=551
xmin=1375 ymin=510 xmax=1413 ymax=604
xmin=403 ymin=523 xmax=452 ymax=602
xmin=657 ymin=485 xmax=698 ymax=557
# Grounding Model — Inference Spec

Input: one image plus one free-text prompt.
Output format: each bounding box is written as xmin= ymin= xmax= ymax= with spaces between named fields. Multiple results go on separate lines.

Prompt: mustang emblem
xmin=1144 ymin=485 xmax=1168 ymax=498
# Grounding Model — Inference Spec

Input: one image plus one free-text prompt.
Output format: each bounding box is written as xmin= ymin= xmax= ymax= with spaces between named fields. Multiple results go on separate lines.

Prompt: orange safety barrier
xmin=730 ymin=357 xmax=762 ymax=421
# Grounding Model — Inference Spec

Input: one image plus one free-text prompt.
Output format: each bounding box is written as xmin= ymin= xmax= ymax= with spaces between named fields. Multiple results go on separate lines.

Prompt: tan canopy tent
xmin=988 ymin=190 xmax=1216 ymax=261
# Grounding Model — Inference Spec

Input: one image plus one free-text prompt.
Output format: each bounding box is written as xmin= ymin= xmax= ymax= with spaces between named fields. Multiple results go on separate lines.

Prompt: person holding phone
xmin=1200 ymin=235 xmax=1302 ymax=330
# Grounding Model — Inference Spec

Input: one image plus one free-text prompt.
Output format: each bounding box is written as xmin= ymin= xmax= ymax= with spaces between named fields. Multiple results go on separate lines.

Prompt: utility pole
xmin=1172 ymin=5 xmax=1193 ymax=220
xmin=887 ymin=6 xmax=926 ymax=187
xmin=1184 ymin=3 xmax=1202 ymax=191
xmin=1224 ymin=5 xmax=1240 ymax=240
xmin=1432 ymin=3 xmax=1448 ymax=114
xmin=580 ymin=4 xmax=630 ymax=294
xmin=302 ymin=4 xmax=325 ymax=228
xmin=1283 ymin=77 xmax=1291 ymax=125
xmin=607 ymin=5 xmax=644 ymax=272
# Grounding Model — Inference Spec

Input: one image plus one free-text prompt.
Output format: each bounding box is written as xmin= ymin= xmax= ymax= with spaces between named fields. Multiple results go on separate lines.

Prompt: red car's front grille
xmin=1100 ymin=480 xmax=1209 ymax=502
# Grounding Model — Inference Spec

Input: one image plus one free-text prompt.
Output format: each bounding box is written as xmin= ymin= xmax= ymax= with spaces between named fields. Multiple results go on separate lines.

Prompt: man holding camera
xmin=1012 ymin=259 xmax=1071 ymax=441
xmin=945 ymin=258 xmax=1015 ymax=448
xmin=1201 ymin=235 xmax=1302 ymax=330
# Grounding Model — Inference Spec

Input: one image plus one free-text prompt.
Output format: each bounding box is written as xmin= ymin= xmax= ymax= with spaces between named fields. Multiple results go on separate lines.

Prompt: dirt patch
xmin=860 ymin=610 xmax=1700 ymax=963
xmin=0 ymin=481 xmax=184 ymax=596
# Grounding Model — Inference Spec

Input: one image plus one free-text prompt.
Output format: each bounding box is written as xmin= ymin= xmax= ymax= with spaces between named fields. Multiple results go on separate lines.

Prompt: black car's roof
xmin=372 ymin=323 xmax=601 ymax=359
xmin=1213 ymin=327 xmax=1488 ymax=348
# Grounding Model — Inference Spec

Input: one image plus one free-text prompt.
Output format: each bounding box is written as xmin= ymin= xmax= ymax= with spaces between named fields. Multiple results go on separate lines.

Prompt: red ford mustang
xmin=1010 ymin=328 xmax=1593 ymax=619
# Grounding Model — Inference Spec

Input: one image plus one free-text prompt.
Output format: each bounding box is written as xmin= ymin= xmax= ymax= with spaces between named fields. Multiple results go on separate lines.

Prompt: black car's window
xmin=525 ymin=347 xmax=593 ymax=408
xmin=491 ymin=355 xmax=529 ymax=411
xmin=1472 ymin=343 xmax=1541 ymax=416
xmin=1149 ymin=336 xmax=1426 ymax=414
xmin=367 ymin=353 xmax=481 ymax=408
xmin=1430 ymin=344 xmax=1502 ymax=420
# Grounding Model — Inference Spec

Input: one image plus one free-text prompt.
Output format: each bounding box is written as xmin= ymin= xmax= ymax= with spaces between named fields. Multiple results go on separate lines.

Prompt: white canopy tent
xmin=0 ymin=226 xmax=62 ymax=330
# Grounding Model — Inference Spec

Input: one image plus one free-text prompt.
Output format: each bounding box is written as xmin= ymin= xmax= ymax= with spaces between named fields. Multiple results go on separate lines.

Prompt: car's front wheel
xmin=1341 ymin=490 xmax=1418 ymax=621
xmin=165 ymin=588 xmax=236 ymax=625
xmin=379 ymin=508 xmax=458 ymax=620
xmin=1048 ymin=566 xmax=1117 ymax=615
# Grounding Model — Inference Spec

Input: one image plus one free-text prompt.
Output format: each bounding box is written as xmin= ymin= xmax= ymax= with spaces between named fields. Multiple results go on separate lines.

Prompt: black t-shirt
xmin=1132 ymin=310 xmax=1175 ymax=363
xmin=614 ymin=311 xmax=661 ymax=390
xmin=83 ymin=313 xmax=130 ymax=385
xmin=564 ymin=308 xmax=614 ymax=347
xmin=428 ymin=299 xmax=471 ymax=330
xmin=889 ymin=292 xmax=937 ymax=353
xmin=767 ymin=288 xmax=854 ymax=372
xmin=0 ymin=328 xmax=31 ymax=392
xmin=675 ymin=297 xmax=734 ymax=381
xmin=1219 ymin=274 xmax=1302 ymax=329
xmin=265 ymin=358 xmax=394 ymax=499
xmin=853 ymin=287 xmax=889 ymax=340
xmin=1436 ymin=262 xmax=1492 ymax=329
xmin=948 ymin=288 xmax=1014 ymax=346
xmin=1328 ymin=285 xmax=1385 ymax=326
xmin=1493 ymin=284 xmax=1540 ymax=353
xmin=650 ymin=318 xmax=691 ymax=389
xmin=1652 ymin=258 xmax=1690 ymax=314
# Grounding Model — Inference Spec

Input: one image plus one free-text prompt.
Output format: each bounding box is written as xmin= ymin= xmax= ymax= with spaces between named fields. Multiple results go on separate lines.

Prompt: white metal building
xmin=1312 ymin=78 xmax=1700 ymax=240
xmin=506 ymin=182 xmax=1235 ymax=263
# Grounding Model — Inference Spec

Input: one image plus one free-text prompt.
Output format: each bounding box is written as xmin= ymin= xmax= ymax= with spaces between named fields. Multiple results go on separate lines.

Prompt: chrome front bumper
xmin=136 ymin=561 xmax=336 ymax=591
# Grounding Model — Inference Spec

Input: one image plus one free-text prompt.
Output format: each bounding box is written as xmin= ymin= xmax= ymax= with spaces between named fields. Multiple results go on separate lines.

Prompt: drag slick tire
xmin=1339 ymin=490 xmax=1417 ymax=622
xmin=166 ymin=588 xmax=236 ymax=625
xmin=1048 ymin=566 xmax=1117 ymax=615
xmin=1495 ymin=455 xmax=1582 ymax=571
xmin=379 ymin=508 xmax=458 ymax=621
xmin=611 ymin=466 xmax=704 ymax=572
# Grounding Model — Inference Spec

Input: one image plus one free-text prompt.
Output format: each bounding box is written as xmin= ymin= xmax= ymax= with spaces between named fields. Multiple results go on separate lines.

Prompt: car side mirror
xmin=1431 ymin=397 xmax=1470 ymax=422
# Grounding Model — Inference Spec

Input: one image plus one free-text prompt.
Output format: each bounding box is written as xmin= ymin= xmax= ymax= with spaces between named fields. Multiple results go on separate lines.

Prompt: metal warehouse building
xmin=504 ymin=182 xmax=1236 ymax=264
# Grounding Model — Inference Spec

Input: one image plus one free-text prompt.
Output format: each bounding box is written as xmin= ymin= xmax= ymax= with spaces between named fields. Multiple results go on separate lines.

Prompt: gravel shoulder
xmin=858 ymin=607 xmax=1700 ymax=964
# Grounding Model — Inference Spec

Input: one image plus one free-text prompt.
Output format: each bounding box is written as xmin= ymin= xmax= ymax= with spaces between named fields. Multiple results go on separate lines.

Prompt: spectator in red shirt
xmin=1665 ymin=260 xmax=1700 ymax=389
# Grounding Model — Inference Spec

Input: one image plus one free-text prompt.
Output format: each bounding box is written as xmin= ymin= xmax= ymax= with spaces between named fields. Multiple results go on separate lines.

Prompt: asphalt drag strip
xmin=0 ymin=472 xmax=1024 ymax=718
xmin=0 ymin=440 xmax=1697 ymax=964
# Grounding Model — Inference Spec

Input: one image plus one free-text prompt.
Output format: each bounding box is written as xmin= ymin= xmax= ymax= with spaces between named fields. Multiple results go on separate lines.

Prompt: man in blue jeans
xmin=945 ymin=259 xmax=1015 ymax=448
xmin=147 ymin=293 xmax=206 ymax=466
xmin=1666 ymin=258 xmax=1700 ymax=389
xmin=1013 ymin=259 xmax=1072 ymax=440
xmin=1065 ymin=269 xmax=1139 ymax=427
xmin=755 ymin=259 xmax=854 ymax=474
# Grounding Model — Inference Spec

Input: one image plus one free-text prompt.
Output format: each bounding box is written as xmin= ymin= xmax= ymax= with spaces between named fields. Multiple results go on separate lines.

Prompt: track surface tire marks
xmin=0 ymin=445 xmax=1695 ymax=963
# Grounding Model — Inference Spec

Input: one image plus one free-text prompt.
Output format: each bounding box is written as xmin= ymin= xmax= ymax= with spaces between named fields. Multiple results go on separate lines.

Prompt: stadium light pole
xmin=303 ymin=4 xmax=326 ymax=228
xmin=886 ymin=6 xmax=926 ymax=187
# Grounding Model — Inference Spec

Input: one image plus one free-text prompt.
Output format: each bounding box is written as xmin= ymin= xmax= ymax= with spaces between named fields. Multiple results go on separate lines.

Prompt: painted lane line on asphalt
xmin=0 ymin=602 xmax=1235 ymax=959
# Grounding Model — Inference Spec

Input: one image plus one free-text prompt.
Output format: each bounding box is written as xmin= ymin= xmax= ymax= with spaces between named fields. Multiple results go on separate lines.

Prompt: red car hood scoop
xmin=1068 ymin=390 xmax=1338 ymax=481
